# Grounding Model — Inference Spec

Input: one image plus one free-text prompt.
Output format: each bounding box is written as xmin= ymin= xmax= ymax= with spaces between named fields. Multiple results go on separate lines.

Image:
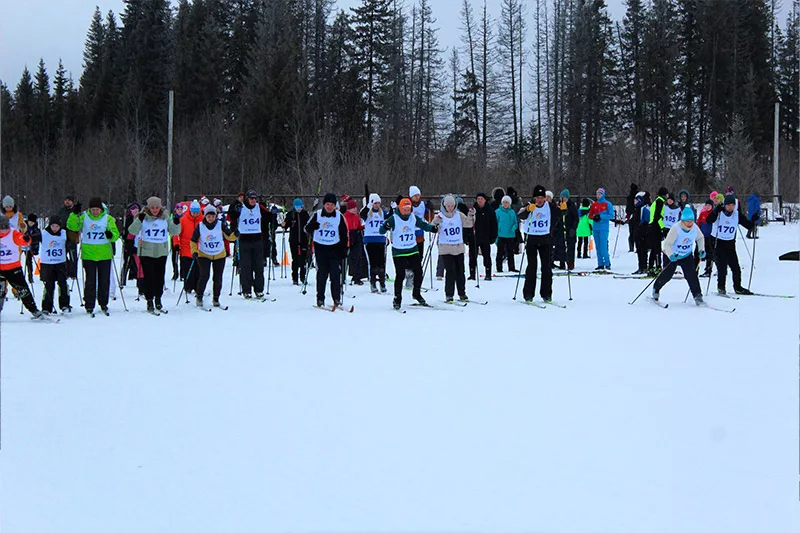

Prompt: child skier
xmin=576 ymin=198 xmax=592 ymax=259
xmin=0 ymin=214 xmax=43 ymax=318
xmin=432 ymin=195 xmax=475 ymax=303
xmin=379 ymin=197 xmax=438 ymax=310
xmin=39 ymin=215 xmax=71 ymax=314
xmin=652 ymin=206 xmax=706 ymax=305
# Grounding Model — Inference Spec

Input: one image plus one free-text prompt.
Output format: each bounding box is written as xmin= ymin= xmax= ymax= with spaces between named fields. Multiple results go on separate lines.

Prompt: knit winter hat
xmin=596 ymin=188 xmax=606 ymax=197
xmin=146 ymin=196 xmax=162 ymax=210
xmin=88 ymin=197 xmax=103 ymax=210
xmin=399 ymin=198 xmax=412 ymax=211
xmin=714 ymin=193 xmax=724 ymax=203
xmin=658 ymin=187 xmax=669 ymax=197
xmin=0 ymin=215 xmax=9 ymax=231
xmin=200 ymin=195 xmax=210 ymax=205
xmin=680 ymin=206 xmax=695 ymax=221
xmin=203 ymin=204 xmax=217 ymax=215
xmin=213 ymin=198 xmax=222 ymax=207
xmin=560 ymin=189 xmax=570 ymax=199
xmin=724 ymin=195 xmax=736 ymax=206
xmin=368 ymin=193 xmax=381 ymax=206
xmin=704 ymin=199 xmax=714 ymax=206
xmin=2 ymin=195 xmax=14 ymax=208
xmin=293 ymin=198 xmax=304 ymax=209
xmin=476 ymin=192 xmax=489 ymax=201
xmin=127 ymin=202 xmax=141 ymax=212
xmin=709 ymin=191 xmax=718 ymax=200
xmin=27 ymin=214 xmax=38 ymax=223
xmin=323 ymin=193 xmax=337 ymax=205
xmin=545 ymin=190 xmax=554 ymax=199
xmin=409 ymin=185 xmax=421 ymax=197
xmin=190 ymin=200 xmax=201 ymax=213
xmin=49 ymin=214 xmax=62 ymax=227
xmin=533 ymin=185 xmax=546 ymax=198
xmin=442 ymin=195 xmax=456 ymax=208
xmin=346 ymin=199 xmax=358 ymax=210
xmin=501 ymin=195 xmax=512 ymax=205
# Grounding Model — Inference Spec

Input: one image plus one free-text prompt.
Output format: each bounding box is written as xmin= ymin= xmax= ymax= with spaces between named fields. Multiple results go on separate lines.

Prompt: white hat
xmin=369 ymin=193 xmax=381 ymax=206
xmin=200 ymin=196 xmax=210 ymax=205
xmin=502 ymin=195 xmax=512 ymax=205
xmin=203 ymin=204 xmax=217 ymax=215
xmin=409 ymin=185 xmax=421 ymax=197
xmin=545 ymin=190 xmax=554 ymax=199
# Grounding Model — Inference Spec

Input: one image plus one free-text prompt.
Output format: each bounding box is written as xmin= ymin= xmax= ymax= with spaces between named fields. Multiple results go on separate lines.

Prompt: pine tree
xmin=777 ymin=2 xmax=799 ymax=148
xmin=33 ymin=58 xmax=52 ymax=149
xmin=79 ymin=7 xmax=106 ymax=129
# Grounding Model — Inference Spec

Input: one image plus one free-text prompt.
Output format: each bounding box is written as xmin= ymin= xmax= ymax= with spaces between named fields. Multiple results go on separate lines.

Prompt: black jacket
xmin=706 ymin=205 xmax=754 ymax=243
xmin=305 ymin=208 xmax=349 ymax=256
xmin=560 ymin=199 xmax=578 ymax=238
xmin=472 ymin=202 xmax=498 ymax=245
xmin=625 ymin=183 xmax=639 ymax=220
xmin=283 ymin=209 xmax=310 ymax=244
xmin=229 ymin=201 xmax=274 ymax=244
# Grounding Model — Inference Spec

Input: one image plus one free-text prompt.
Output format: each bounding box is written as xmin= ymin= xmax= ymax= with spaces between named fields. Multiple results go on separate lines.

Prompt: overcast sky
xmin=0 ymin=0 xmax=643 ymax=89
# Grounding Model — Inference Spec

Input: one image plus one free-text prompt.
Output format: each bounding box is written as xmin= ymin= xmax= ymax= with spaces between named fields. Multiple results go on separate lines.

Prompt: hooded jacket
xmin=127 ymin=208 xmax=182 ymax=258
xmin=577 ymin=203 xmax=593 ymax=238
xmin=495 ymin=205 xmax=518 ymax=239
xmin=589 ymin=192 xmax=614 ymax=232
xmin=179 ymin=211 xmax=204 ymax=258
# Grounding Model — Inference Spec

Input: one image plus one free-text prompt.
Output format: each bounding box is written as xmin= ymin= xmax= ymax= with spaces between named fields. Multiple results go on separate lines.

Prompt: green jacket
xmin=67 ymin=210 xmax=120 ymax=261
xmin=577 ymin=206 xmax=593 ymax=238
xmin=127 ymin=211 xmax=181 ymax=258
xmin=379 ymin=209 xmax=434 ymax=257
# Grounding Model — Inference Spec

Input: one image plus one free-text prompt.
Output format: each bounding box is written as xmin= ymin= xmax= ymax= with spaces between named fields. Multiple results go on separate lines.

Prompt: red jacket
xmin=179 ymin=212 xmax=203 ymax=258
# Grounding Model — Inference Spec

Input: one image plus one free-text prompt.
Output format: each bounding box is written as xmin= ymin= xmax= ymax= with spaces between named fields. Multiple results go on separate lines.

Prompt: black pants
xmin=469 ymin=241 xmax=492 ymax=276
xmin=1 ymin=266 xmax=38 ymax=314
xmin=703 ymin=236 xmax=716 ymax=275
xmin=348 ymin=231 xmax=364 ymax=281
xmin=653 ymin=255 xmax=701 ymax=297
xmin=523 ymin=236 xmax=552 ymax=301
xmin=647 ymin=227 xmax=662 ymax=269
xmin=239 ymin=239 xmax=265 ymax=294
xmin=628 ymin=224 xmax=636 ymax=252
xmin=635 ymin=232 xmax=649 ymax=271
xmin=365 ymin=242 xmax=387 ymax=286
xmin=315 ymin=245 xmax=342 ymax=304
xmin=122 ymin=240 xmax=138 ymax=283
xmin=393 ymin=252 xmax=423 ymax=301
xmin=171 ymin=245 xmax=180 ymax=279
xmin=577 ymin=236 xmax=589 ymax=258
xmin=40 ymin=262 xmax=70 ymax=312
xmin=289 ymin=240 xmax=308 ymax=284
xmin=566 ymin=236 xmax=576 ymax=267
xmin=552 ymin=234 xmax=567 ymax=263
xmin=180 ymin=256 xmax=198 ymax=294
xmin=715 ymin=241 xmax=743 ymax=291
xmin=441 ymin=253 xmax=467 ymax=298
xmin=496 ymin=238 xmax=517 ymax=271
xmin=139 ymin=256 xmax=167 ymax=301
xmin=83 ymin=259 xmax=111 ymax=310
xmin=65 ymin=240 xmax=78 ymax=279
xmin=196 ymin=256 xmax=225 ymax=300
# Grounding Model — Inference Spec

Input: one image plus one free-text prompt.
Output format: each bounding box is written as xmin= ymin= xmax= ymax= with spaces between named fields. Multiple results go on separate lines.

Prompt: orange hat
xmin=399 ymin=198 xmax=412 ymax=211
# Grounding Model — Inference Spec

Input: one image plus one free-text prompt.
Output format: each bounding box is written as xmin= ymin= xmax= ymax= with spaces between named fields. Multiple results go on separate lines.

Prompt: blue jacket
xmin=495 ymin=206 xmax=518 ymax=239
xmin=592 ymin=195 xmax=614 ymax=233
xmin=747 ymin=194 xmax=761 ymax=221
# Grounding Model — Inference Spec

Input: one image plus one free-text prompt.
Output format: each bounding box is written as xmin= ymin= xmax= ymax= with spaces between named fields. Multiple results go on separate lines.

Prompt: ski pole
xmin=705 ymin=259 xmax=714 ymax=296
xmin=76 ymin=245 xmax=84 ymax=307
xmin=176 ymin=258 xmax=195 ymax=306
xmin=737 ymin=226 xmax=752 ymax=262
xmin=629 ymin=266 xmax=669 ymax=305
xmin=612 ymin=220 xmax=622 ymax=258
xmin=473 ymin=229 xmax=480 ymax=289
xmin=229 ymin=240 xmax=239 ymax=296
xmin=747 ymin=222 xmax=757 ymax=289
xmin=566 ymin=260 xmax=572 ymax=301
xmin=683 ymin=259 xmax=702 ymax=303
xmin=512 ymin=234 xmax=529 ymax=300
xmin=281 ymin=228 xmax=287 ymax=279
xmin=301 ymin=236 xmax=315 ymax=295
xmin=111 ymin=255 xmax=128 ymax=312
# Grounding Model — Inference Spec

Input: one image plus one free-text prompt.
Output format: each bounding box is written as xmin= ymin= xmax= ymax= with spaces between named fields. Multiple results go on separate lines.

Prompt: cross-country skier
xmin=379 ymin=197 xmax=437 ymax=310
xmin=282 ymin=198 xmax=310 ymax=285
xmin=67 ymin=197 xmax=120 ymax=315
xmin=228 ymin=190 xmax=270 ymax=299
xmin=652 ymin=206 xmax=706 ymax=305
xmin=647 ymin=187 xmax=669 ymax=274
xmin=178 ymin=200 xmax=203 ymax=296
xmin=697 ymin=200 xmax=715 ymax=277
xmin=0 ymin=214 xmax=43 ymax=318
xmin=432 ymin=195 xmax=475 ymax=302
xmin=518 ymin=185 xmax=555 ymax=303
xmin=705 ymin=194 xmax=756 ymax=295
xmin=576 ymin=198 xmax=592 ymax=259
xmin=361 ymin=193 xmax=390 ymax=293
xmin=589 ymin=188 xmax=614 ymax=270
xmin=469 ymin=192 xmax=497 ymax=280
xmin=305 ymin=193 xmax=349 ymax=308
xmin=39 ymin=214 xmax=71 ymax=314
xmin=191 ymin=204 xmax=237 ymax=308
xmin=127 ymin=197 xmax=181 ymax=313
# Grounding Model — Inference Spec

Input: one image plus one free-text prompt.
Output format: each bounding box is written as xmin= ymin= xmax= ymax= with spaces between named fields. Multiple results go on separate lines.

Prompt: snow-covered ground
xmin=2 ymin=223 xmax=799 ymax=533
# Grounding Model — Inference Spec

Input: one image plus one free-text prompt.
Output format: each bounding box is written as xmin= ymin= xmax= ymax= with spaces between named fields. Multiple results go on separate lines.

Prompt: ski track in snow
xmin=1 ymin=223 xmax=799 ymax=533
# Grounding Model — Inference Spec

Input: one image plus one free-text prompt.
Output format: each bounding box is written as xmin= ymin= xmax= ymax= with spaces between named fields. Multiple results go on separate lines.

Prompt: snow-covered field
xmin=2 ymin=223 xmax=799 ymax=533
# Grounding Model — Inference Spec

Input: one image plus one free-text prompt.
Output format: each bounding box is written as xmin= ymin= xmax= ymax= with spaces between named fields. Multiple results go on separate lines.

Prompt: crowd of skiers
xmin=0 ymin=181 xmax=765 ymax=318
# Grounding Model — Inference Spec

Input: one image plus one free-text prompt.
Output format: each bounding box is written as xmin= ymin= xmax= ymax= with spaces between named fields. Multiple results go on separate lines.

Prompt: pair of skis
xmin=648 ymin=297 xmax=735 ymax=313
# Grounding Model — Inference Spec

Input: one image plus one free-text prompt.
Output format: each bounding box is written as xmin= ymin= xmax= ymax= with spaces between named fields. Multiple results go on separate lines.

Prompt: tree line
xmin=1 ymin=0 xmax=798 ymax=216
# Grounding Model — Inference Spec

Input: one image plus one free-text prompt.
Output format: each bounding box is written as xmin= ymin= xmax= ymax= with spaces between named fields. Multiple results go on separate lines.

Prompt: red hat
xmin=399 ymin=198 xmax=412 ymax=211
xmin=346 ymin=199 xmax=357 ymax=210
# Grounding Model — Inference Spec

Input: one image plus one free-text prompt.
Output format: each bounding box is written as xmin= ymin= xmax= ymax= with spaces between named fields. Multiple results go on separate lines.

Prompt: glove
xmin=751 ymin=214 xmax=759 ymax=222
xmin=138 ymin=212 xmax=146 ymax=221
xmin=104 ymin=230 xmax=113 ymax=239
xmin=526 ymin=203 xmax=536 ymax=212
xmin=390 ymin=201 xmax=397 ymax=209
xmin=592 ymin=215 xmax=601 ymax=222
xmin=72 ymin=202 xmax=82 ymax=215
xmin=192 ymin=252 xmax=198 ymax=260
xmin=173 ymin=215 xmax=181 ymax=225
xmin=699 ymin=250 xmax=706 ymax=259
xmin=307 ymin=221 xmax=320 ymax=231
xmin=382 ymin=220 xmax=392 ymax=231
xmin=430 ymin=225 xmax=438 ymax=233
xmin=668 ymin=253 xmax=678 ymax=262
xmin=468 ymin=207 xmax=476 ymax=216
xmin=234 ymin=229 xmax=240 ymax=237
xmin=22 ymin=233 xmax=31 ymax=243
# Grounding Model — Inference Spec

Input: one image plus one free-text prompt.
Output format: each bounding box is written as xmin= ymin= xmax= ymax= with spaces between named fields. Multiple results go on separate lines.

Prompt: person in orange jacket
xmin=171 ymin=203 xmax=184 ymax=280
xmin=178 ymin=200 xmax=204 ymax=295
xmin=0 ymin=214 xmax=43 ymax=318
